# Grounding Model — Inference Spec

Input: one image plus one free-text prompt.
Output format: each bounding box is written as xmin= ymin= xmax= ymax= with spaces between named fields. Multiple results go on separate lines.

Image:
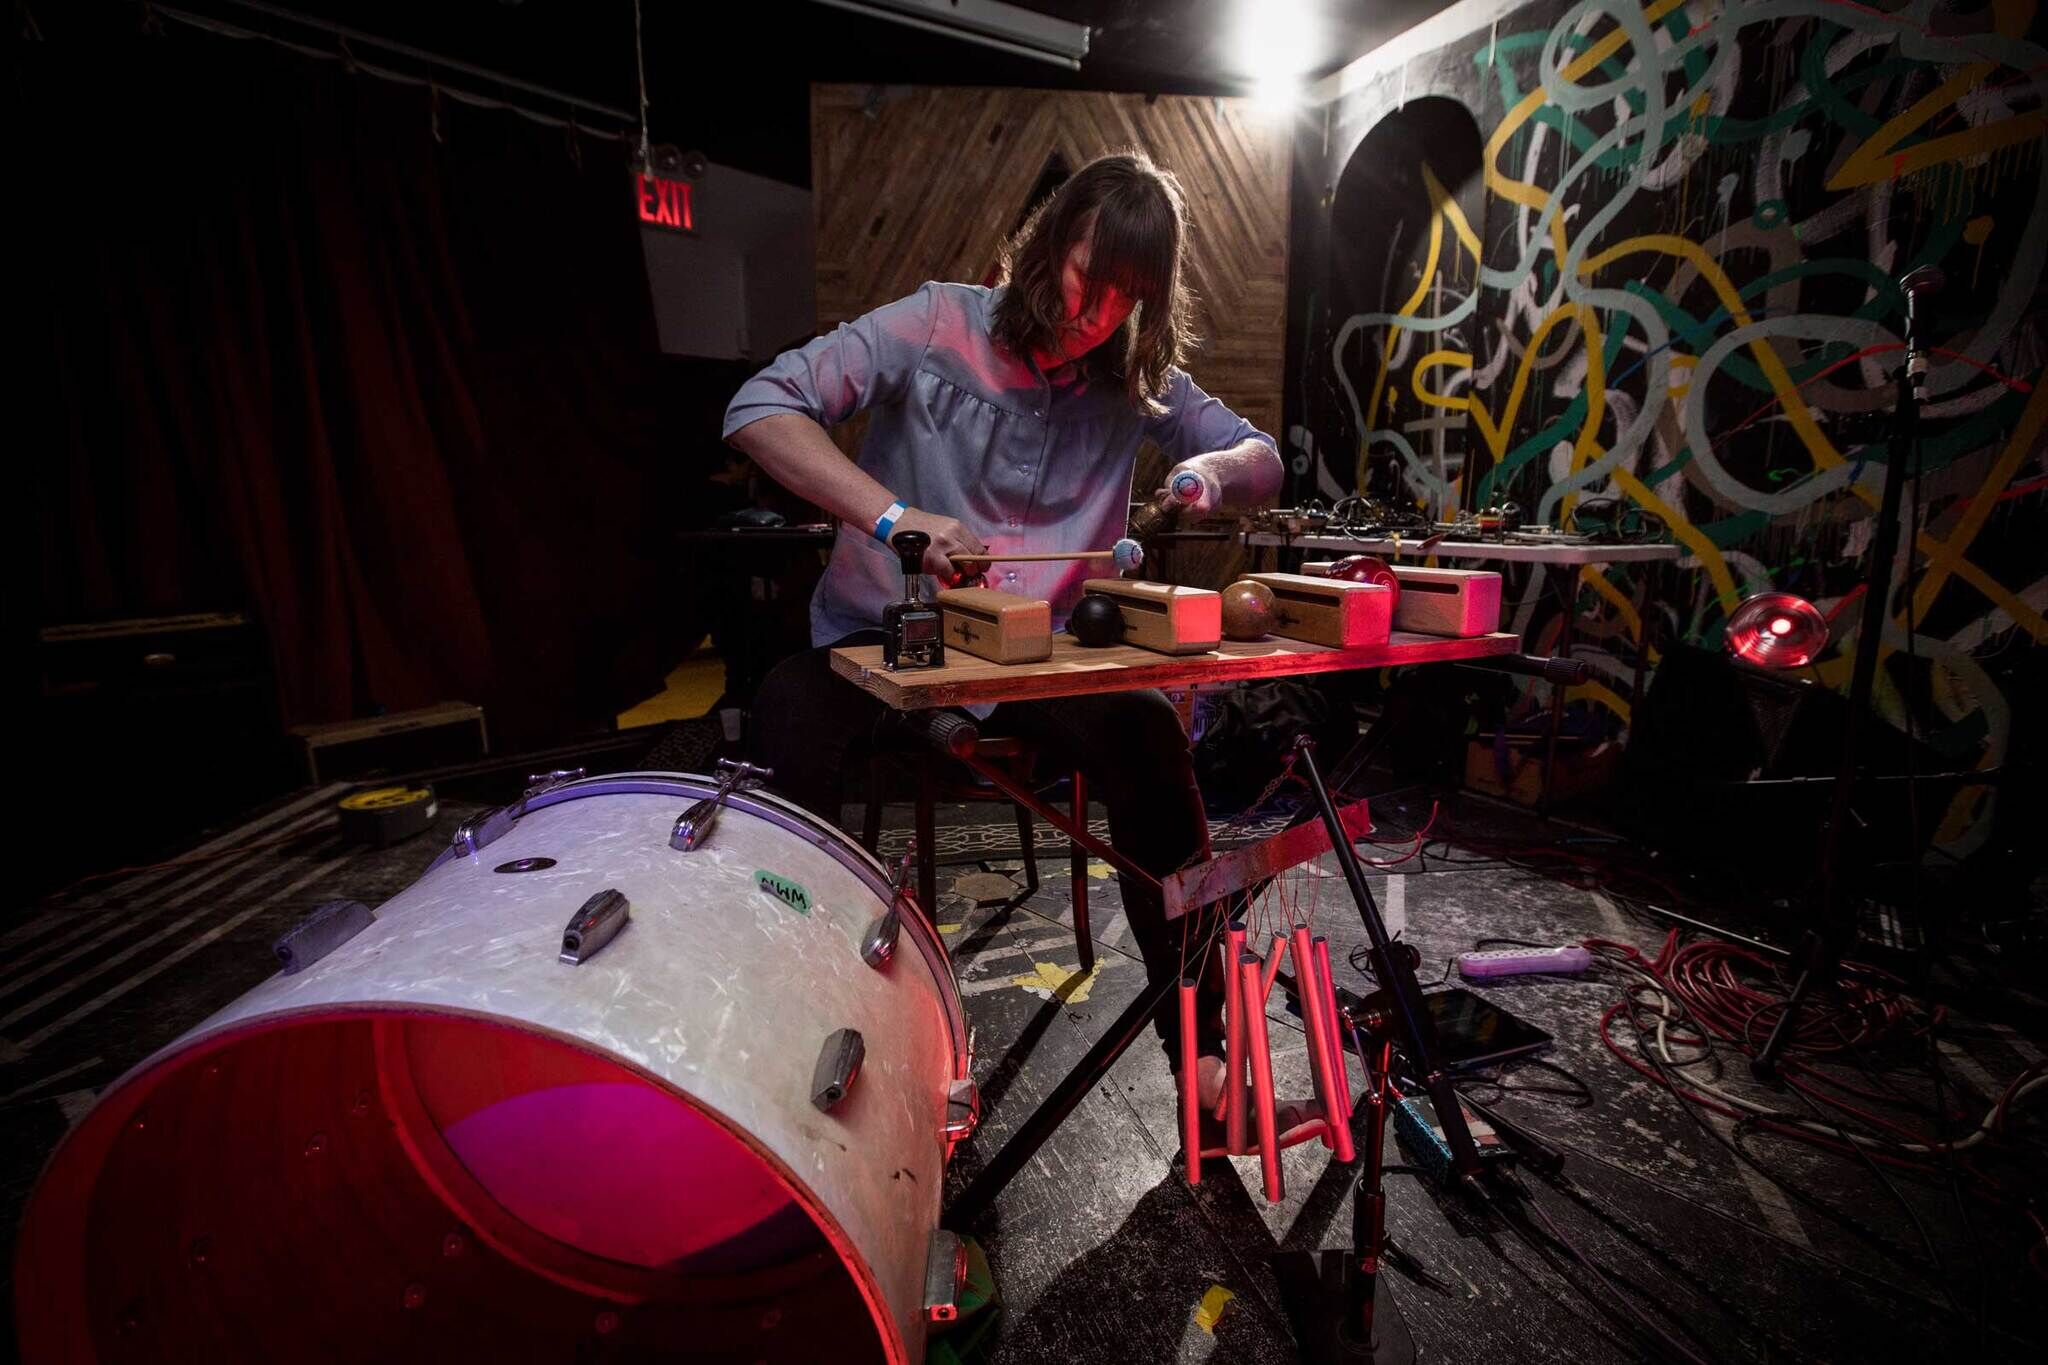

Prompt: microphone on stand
xmin=1900 ymin=264 xmax=1943 ymax=400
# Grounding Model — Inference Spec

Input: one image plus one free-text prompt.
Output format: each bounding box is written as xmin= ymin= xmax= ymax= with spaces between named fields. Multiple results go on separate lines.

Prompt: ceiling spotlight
xmin=1726 ymin=592 xmax=1828 ymax=669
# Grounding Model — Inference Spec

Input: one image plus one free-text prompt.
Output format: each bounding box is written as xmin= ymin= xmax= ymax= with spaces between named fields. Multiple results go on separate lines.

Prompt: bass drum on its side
xmin=14 ymin=772 xmax=973 ymax=1364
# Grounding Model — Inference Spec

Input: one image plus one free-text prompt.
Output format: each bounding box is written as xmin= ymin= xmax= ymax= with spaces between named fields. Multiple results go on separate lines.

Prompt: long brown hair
xmin=990 ymin=151 xmax=1196 ymax=413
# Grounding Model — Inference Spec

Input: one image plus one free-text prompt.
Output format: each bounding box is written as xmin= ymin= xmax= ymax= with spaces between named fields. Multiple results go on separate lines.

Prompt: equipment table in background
xmin=1245 ymin=533 xmax=1683 ymax=805
xmin=829 ymin=627 xmax=1516 ymax=1230
xmin=1241 ymin=532 xmax=1682 ymax=568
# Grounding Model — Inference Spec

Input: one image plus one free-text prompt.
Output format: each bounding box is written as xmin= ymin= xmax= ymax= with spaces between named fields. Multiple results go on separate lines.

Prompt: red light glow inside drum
xmin=1726 ymin=592 xmax=1828 ymax=669
xmin=15 ymin=1013 xmax=885 ymax=1364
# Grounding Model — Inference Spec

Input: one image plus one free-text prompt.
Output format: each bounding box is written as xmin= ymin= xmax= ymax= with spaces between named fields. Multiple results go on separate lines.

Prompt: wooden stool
xmin=861 ymin=736 xmax=1093 ymax=972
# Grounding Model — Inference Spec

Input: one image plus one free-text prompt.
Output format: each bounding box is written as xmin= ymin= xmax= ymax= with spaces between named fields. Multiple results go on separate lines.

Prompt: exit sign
xmin=636 ymin=173 xmax=694 ymax=232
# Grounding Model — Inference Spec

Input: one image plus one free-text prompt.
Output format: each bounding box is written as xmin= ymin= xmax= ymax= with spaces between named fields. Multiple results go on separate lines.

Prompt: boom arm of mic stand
xmin=1464 ymin=653 xmax=1593 ymax=686
xmin=1293 ymin=735 xmax=1487 ymax=1186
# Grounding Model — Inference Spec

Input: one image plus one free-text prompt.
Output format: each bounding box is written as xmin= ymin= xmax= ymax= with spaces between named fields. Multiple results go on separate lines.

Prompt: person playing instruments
xmin=723 ymin=151 xmax=1281 ymax=1120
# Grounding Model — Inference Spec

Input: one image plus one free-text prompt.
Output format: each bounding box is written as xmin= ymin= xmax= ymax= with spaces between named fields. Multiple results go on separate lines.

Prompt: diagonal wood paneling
xmin=810 ymin=84 xmax=1289 ymax=587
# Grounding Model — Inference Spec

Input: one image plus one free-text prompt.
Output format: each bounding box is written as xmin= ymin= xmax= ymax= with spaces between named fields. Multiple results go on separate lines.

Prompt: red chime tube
xmin=1178 ymin=977 xmax=1202 ymax=1185
xmin=1261 ymin=934 xmax=1287 ymax=1000
xmin=1238 ymin=953 xmax=1284 ymax=1201
xmin=1221 ymin=924 xmax=1248 ymax=1154
xmin=1314 ymin=936 xmax=1356 ymax=1148
xmin=1292 ymin=924 xmax=1347 ymax=1156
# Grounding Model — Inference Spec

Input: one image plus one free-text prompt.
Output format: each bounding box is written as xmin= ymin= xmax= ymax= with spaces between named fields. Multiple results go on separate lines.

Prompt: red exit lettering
xmin=635 ymin=173 xmax=694 ymax=231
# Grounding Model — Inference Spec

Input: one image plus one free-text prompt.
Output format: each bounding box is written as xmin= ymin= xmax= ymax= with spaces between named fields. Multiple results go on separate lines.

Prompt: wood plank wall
xmin=810 ymin=84 xmax=1290 ymax=588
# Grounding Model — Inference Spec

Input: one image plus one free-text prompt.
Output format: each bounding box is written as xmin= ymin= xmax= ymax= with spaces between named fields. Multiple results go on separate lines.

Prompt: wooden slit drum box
xmin=1079 ymin=579 xmax=1221 ymax=655
xmin=1301 ymin=562 xmax=1503 ymax=638
xmin=1387 ymin=566 xmax=1502 ymax=636
xmin=1245 ymin=573 xmax=1393 ymax=648
xmin=935 ymin=587 xmax=1053 ymax=664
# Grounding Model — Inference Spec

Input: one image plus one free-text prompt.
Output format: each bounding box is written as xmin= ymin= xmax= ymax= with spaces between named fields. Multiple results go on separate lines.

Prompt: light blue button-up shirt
xmin=723 ymin=281 xmax=1274 ymax=646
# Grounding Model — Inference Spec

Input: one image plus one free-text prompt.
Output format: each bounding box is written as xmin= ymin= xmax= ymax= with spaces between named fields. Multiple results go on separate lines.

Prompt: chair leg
xmin=1069 ymin=770 xmax=1093 ymax=972
xmin=1014 ymin=803 xmax=1039 ymax=897
xmin=861 ymin=756 xmax=885 ymax=855
xmin=916 ymin=756 xmax=939 ymax=920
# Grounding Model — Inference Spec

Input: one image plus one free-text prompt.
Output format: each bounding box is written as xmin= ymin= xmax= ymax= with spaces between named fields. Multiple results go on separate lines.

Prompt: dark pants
xmin=752 ymin=631 xmax=1226 ymax=1065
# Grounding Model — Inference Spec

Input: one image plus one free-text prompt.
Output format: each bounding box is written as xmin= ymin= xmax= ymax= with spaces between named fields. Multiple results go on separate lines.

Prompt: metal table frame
xmin=828 ymin=630 xmax=1516 ymax=1229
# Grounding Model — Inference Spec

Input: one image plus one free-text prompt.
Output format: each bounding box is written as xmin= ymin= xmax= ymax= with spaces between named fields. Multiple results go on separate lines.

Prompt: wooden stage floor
xmin=4 ymin=771 xmax=2043 ymax=1363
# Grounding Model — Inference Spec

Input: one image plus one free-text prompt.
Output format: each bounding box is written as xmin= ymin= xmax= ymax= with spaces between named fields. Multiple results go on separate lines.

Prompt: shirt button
xmin=1006 ymin=571 xmax=1018 ymax=582
xmin=1020 ymin=464 xmax=1032 ymax=474
xmin=1007 ymin=517 xmax=1020 ymax=528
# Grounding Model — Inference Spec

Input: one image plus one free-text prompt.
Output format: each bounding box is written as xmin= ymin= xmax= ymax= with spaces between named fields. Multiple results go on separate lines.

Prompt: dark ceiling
xmin=44 ymin=1 xmax=1463 ymax=184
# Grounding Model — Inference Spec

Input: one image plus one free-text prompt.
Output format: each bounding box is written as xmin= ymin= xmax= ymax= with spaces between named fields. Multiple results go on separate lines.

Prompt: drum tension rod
xmin=861 ymin=843 xmax=918 ymax=968
xmin=670 ymin=759 xmax=773 ymax=852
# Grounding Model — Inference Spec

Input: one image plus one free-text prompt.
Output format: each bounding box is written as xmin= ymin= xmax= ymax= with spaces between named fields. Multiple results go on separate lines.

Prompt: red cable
xmin=1362 ymin=800 xmax=1440 ymax=868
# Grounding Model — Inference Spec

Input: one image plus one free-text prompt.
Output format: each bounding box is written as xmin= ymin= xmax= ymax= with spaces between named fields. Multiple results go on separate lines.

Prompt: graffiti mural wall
xmin=1292 ymin=0 xmax=2047 ymax=854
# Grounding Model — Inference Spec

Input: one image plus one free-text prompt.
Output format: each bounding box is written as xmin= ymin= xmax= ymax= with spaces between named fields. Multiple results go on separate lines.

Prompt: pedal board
xmin=1393 ymin=1093 xmax=1514 ymax=1183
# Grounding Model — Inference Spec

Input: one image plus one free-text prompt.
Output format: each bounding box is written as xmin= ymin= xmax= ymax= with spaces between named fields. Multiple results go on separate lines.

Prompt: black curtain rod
xmin=170 ymin=0 xmax=636 ymax=129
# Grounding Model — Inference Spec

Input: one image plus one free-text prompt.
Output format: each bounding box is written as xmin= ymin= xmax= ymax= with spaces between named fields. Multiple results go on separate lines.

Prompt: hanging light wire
xmin=633 ymin=0 xmax=652 ymax=170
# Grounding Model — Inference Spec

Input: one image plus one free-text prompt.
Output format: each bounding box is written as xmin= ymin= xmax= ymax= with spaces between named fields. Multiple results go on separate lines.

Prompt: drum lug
xmin=943 ymin=1077 xmax=981 ymax=1147
xmin=923 ymin=1229 xmax=968 ymax=1324
xmin=669 ymin=759 xmax=772 ymax=851
xmin=811 ymin=1027 xmax=866 ymax=1112
xmin=444 ymin=806 xmax=515 ymax=862
xmin=273 ymin=900 xmax=374 ymax=975
xmin=437 ymin=769 xmax=586 ymax=866
xmin=559 ymin=888 xmax=630 ymax=964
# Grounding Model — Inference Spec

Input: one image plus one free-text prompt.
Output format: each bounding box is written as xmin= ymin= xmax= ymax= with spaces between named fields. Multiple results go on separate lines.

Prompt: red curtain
xmin=23 ymin=37 xmax=676 ymax=747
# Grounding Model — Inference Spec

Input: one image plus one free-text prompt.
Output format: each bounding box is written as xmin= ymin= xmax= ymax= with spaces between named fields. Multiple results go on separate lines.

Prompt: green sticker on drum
xmin=754 ymin=869 xmax=812 ymax=915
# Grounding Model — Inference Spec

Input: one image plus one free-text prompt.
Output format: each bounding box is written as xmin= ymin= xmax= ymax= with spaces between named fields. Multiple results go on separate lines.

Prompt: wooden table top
xmin=830 ymin=630 xmax=1518 ymax=709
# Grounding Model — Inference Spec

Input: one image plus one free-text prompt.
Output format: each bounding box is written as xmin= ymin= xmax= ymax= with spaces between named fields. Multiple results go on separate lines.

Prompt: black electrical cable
xmin=1923 ymin=1032 xmax=1991 ymax=1355
xmin=1486 ymin=1112 xmax=1811 ymax=1357
xmin=1453 ymin=1056 xmax=1598 ymax=1110
xmin=1784 ymin=1074 xmax=1973 ymax=1328
xmin=1491 ymin=1178 xmax=1719 ymax=1365
xmin=1613 ymin=971 xmax=1941 ymax=1275
xmin=1379 ymin=1060 xmax=1738 ymax=1365
xmin=1344 ymin=941 xmax=1455 ymax=989
xmin=1586 ymin=945 xmax=1931 ymax=1269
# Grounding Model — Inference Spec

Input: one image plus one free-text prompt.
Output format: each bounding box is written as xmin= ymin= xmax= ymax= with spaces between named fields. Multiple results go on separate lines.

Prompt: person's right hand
xmin=892 ymin=508 xmax=986 ymax=583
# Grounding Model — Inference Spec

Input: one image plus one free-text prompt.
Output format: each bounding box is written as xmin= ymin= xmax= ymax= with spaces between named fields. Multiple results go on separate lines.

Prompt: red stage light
xmin=1727 ymin=592 xmax=1828 ymax=669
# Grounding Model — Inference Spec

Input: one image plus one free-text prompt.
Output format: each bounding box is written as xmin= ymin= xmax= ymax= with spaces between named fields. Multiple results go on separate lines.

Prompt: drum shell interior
xmin=14 ymin=776 xmax=965 ymax=1364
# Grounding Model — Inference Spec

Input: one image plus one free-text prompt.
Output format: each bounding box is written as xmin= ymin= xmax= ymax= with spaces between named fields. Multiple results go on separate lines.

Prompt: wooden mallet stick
xmin=954 ymin=537 xmax=1144 ymax=573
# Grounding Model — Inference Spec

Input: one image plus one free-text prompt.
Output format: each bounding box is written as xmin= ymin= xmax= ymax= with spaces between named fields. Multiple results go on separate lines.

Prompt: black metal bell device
xmin=883 ymin=530 xmax=946 ymax=670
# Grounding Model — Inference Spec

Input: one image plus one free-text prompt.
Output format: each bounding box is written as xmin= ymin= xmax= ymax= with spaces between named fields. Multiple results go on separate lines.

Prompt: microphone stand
xmin=1274 ymin=735 xmax=1489 ymax=1362
xmin=1750 ymin=264 xmax=1943 ymax=1083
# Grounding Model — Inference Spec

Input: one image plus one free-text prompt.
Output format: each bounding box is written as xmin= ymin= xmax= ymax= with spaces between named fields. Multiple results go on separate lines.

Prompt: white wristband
xmin=872 ymin=500 xmax=907 ymax=544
